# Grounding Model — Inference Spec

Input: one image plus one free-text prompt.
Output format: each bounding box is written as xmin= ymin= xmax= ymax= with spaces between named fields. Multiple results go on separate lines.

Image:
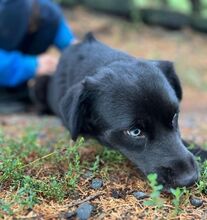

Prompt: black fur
xmin=35 ymin=34 xmax=205 ymax=189
xmin=29 ymin=75 xmax=51 ymax=114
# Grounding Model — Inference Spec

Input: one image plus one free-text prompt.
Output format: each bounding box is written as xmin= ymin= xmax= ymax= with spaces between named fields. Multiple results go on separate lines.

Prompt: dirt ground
xmin=0 ymin=6 xmax=207 ymax=220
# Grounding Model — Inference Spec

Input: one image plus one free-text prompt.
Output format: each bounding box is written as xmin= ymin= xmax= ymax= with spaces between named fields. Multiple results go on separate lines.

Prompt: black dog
xmin=34 ymin=33 xmax=205 ymax=189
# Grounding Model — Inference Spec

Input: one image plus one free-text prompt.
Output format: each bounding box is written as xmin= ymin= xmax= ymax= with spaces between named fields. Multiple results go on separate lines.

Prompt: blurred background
xmin=0 ymin=0 xmax=207 ymax=143
xmin=54 ymin=0 xmax=207 ymax=143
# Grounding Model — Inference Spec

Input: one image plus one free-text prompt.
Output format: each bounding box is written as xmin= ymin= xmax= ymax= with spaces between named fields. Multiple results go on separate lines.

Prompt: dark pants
xmin=0 ymin=84 xmax=30 ymax=102
xmin=0 ymin=83 xmax=31 ymax=113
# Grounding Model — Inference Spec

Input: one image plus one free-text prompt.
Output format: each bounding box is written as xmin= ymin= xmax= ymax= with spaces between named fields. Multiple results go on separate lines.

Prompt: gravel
xmin=91 ymin=178 xmax=103 ymax=189
xmin=64 ymin=211 xmax=76 ymax=219
xmin=190 ymin=196 xmax=203 ymax=208
xmin=132 ymin=191 xmax=149 ymax=200
xmin=76 ymin=202 xmax=94 ymax=220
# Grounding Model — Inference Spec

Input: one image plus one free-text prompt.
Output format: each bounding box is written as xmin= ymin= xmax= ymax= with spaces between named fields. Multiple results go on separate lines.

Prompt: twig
xmin=66 ymin=192 xmax=103 ymax=209
xmin=20 ymin=151 xmax=57 ymax=169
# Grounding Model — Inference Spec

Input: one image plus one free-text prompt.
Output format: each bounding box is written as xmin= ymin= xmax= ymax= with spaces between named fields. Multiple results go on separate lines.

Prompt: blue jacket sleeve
xmin=0 ymin=49 xmax=37 ymax=87
xmin=54 ymin=18 xmax=76 ymax=50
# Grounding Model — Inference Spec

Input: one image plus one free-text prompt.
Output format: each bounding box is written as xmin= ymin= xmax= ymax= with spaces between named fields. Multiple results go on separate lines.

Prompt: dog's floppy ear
xmin=152 ymin=60 xmax=182 ymax=101
xmin=59 ymin=80 xmax=92 ymax=141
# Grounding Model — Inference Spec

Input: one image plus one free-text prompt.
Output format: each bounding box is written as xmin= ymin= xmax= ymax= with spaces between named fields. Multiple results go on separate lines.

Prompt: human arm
xmin=0 ymin=50 xmax=58 ymax=87
xmin=53 ymin=18 xmax=77 ymax=50
xmin=0 ymin=49 xmax=37 ymax=87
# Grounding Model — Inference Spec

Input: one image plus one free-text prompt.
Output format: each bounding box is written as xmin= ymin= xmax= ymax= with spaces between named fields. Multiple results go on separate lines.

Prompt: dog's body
xmin=35 ymin=33 xmax=205 ymax=189
xmin=47 ymin=33 xmax=145 ymax=118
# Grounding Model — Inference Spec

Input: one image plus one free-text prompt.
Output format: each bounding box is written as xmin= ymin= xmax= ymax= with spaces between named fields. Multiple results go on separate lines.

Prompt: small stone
xmin=133 ymin=191 xmax=149 ymax=200
xmin=190 ymin=196 xmax=203 ymax=207
xmin=76 ymin=202 xmax=93 ymax=220
xmin=83 ymin=171 xmax=93 ymax=179
xmin=91 ymin=178 xmax=103 ymax=189
xmin=111 ymin=189 xmax=126 ymax=199
xmin=64 ymin=211 xmax=76 ymax=219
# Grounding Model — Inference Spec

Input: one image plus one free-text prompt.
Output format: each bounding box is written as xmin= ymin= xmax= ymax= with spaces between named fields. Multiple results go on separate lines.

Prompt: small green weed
xmin=101 ymin=148 xmax=125 ymax=164
xmin=96 ymin=148 xmax=126 ymax=179
xmin=0 ymin=199 xmax=13 ymax=217
xmin=144 ymin=173 xmax=164 ymax=208
xmin=0 ymin=158 xmax=24 ymax=184
xmin=90 ymin=155 xmax=100 ymax=173
xmin=64 ymin=137 xmax=83 ymax=188
xmin=170 ymin=187 xmax=186 ymax=215
xmin=196 ymin=160 xmax=207 ymax=193
xmin=42 ymin=177 xmax=65 ymax=201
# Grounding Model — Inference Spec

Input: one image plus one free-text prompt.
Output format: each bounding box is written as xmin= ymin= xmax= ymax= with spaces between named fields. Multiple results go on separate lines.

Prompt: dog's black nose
xmin=173 ymin=154 xmax=199 ymax=187
xmin=174 ymin=172 xmax=198 ymax=187
xmin=159 ymin=153 xmax=199 ymax=188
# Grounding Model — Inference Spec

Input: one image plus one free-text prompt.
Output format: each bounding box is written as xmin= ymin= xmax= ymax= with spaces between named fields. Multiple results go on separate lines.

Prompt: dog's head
xmin=60 ymin=60 xmax=198 ymax=189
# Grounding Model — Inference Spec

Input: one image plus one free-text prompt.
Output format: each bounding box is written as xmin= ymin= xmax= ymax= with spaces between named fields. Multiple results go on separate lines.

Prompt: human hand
xmin=36 ymin=54 xmax=59 ymax=75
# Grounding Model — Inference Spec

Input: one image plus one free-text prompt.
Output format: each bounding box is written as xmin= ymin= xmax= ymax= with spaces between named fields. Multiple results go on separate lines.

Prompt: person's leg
xmin=0 ymin=83 xmax=31 ymax=114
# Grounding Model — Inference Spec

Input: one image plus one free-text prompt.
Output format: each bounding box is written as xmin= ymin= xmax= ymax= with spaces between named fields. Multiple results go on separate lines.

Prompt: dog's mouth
xmin=155 ymin=166 xmax=198 ymax=191
xmin=136 ymin=166 xmax=178 ymax=190
xmin=155 ymin=170 xmax=176 ymax=192
xmin=146 ymin=167 xmax=180 ymax=191
xmin=135 ymin=166 xmax=176 ymax=191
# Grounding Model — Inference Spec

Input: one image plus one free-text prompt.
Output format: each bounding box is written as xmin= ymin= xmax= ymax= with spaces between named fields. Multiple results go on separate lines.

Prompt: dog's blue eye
xmin=172 ymin=113 xmax=178 ymax=128
xmin=126 ymin=128 xmax=143 ymax=138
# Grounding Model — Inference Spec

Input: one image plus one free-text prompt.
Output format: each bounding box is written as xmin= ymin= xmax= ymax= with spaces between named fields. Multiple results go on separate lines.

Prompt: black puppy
xmin=35 ymin=33 xmax=202 ymax=189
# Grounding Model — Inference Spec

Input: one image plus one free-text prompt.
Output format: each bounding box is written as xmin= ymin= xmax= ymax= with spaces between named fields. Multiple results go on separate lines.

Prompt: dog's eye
xmin=172 ymin=113 xmax=179 ymax=128
xmin=126 ymin=128 xmax=144 ymax=138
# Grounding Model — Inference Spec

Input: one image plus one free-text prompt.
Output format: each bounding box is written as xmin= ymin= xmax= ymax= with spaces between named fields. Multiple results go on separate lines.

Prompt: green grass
xmin=196 ymin=160 xmax=207 ymax=194
xmin=0 ymin=199 xmax=13 ymax=217
xmin=0 ymin=126 xmax=127 ymax=216
xmin=170 ymin=187 xmax=186 ymax=215
xmin=0 ymin=128 xmax=83 ymax=215
xmin=144 ymin=174 xmax=188 ymax=217
xmin=144 ymin=173 xmax=164 ymax=208
xmin=0 ymin=125 xmax=206 ymax=217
